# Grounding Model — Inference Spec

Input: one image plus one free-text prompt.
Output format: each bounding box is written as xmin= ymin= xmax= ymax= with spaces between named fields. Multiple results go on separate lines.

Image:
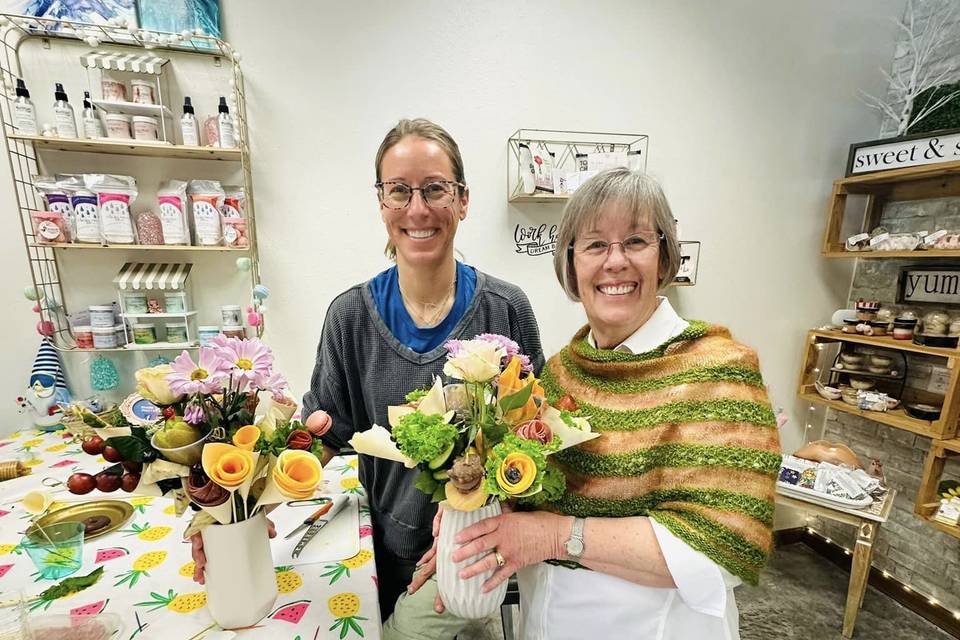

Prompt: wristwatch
xmin=564 ymin=517 xmax=585 ymax=559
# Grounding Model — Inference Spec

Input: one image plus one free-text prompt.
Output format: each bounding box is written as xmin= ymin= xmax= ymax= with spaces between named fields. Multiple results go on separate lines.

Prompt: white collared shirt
xmin=518 ymin=298 xmax=741 ymax=639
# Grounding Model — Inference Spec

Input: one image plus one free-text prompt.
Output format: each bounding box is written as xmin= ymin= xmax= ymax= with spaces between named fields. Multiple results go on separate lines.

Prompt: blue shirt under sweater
xmin=368 ymin=261 xmax=477 ymax=353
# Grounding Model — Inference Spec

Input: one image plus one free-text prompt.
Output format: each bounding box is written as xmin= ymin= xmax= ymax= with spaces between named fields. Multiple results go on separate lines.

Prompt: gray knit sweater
xmin=303 ymin=270 xmax=544 ymax=560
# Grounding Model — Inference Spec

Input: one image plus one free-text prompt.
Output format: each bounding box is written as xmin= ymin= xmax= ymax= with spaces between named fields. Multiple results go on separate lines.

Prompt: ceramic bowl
xmin=905 ymin=403 xmax=942 ymax=421
xmin=151 ymin=432 xmax=209 ymax=466
xmin=840 ymin=386 xmax=860 ymax=406
xmin=815 ymin=381 xmax=842 ymax=401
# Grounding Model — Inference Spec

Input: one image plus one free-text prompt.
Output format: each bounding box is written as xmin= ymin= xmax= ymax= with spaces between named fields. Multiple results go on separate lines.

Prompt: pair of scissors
xmin=283 ymin=498 xmax=334 ymax=539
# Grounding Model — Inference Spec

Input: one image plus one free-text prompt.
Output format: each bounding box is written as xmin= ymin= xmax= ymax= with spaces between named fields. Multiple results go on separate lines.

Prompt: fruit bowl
xmin=151 ymin=431 xmax=209 ymax=466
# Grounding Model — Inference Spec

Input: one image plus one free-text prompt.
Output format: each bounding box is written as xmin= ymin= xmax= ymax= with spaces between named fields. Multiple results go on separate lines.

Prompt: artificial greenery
xmin=908 ymin=82 xmax=960 ymax=134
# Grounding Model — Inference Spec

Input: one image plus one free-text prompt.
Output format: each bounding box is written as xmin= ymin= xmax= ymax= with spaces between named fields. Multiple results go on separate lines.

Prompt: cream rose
xmin=443 ymin=339 xmax=505 ymax=383
xmin=136 ymin=364 xmax=185 ymax=406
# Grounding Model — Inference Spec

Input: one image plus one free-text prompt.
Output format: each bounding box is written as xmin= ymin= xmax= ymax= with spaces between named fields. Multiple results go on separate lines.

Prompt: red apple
xmin=102 ymin=446 xmax=122 ymax=463
xmin=95 ymin=474 xmax=121 ymax=493
xmin=81 ymin=436 xmax=105 ymax=456
xmin=121 ymin=473 xmax=140 ymax=493
xmin=67 ymin=473 xmax=95 ymax=495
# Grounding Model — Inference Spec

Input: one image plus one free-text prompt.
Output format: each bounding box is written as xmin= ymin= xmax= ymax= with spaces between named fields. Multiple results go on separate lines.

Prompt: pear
xmin=155 ymin=419 xmax=201 ymax=449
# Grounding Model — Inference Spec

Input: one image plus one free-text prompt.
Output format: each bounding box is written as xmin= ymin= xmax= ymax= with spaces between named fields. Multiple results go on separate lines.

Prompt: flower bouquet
xmin=66 ymin=336 xmax=326 ymax=628
xmin=350 ymin=334 xmax=598 ymax=618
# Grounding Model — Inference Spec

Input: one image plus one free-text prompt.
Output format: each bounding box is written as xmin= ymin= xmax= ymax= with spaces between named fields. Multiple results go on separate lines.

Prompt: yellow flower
xmin=201 ymin=443 xmax=254 ymax=489
xmin=497 ymin=357 xmax=544 ymax=425
xmin=135 ymin=364 xmax=184 ymax=406
xmin=272 ymin=450 xmax=322 ymax=499
xmin=496 ymin=452 xmax=536 ymax=495
xmin=232 ymin=425 xmax=260 ymax=451
xmin=443 ymin=339 xmax=504 ymax=383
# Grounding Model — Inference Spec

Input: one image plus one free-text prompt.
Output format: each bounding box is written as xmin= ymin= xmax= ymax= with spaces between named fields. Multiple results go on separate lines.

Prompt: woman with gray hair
xmin=452 ymin=168 xmax=780 ymax=638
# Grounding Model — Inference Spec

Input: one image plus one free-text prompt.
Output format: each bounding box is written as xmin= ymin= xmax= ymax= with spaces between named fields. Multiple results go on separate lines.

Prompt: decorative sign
xmin=898 ymin=266 xmax=960 ymax=304
xmin=846 ymin=128 xmax=960 ymax=176
xmin=514 ymin=224 xmax=558 ymax=256
xmin=675 ymin=241 xmax=700 ymax=286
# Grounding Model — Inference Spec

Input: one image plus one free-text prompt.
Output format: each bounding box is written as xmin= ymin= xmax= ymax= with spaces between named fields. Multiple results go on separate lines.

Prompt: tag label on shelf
xmin=929 ymin=365 xmax=951 ymax=394
xmin=925 ymin=230 xmax=948 ymax=246
xmin=847 ymin=233 xmax=870 ymax=245
xmin=869 ymin=232 xmax=890 ymax=247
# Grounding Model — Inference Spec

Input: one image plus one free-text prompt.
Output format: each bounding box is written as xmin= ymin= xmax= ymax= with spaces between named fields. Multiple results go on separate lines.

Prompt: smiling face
xmin=573 ymin=202 xmax=663 ymax=348
xmin=378 ymin=135 xmax=468 ymax=268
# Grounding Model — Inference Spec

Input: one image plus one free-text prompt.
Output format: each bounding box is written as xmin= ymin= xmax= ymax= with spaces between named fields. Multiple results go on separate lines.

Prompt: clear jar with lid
xmin=223 ymin=325 xmax=245 ymax=339
xmin=133 ymin=323 xmax=157 ymax=344
xmin=74 ymin=326 xmax=93 ymax=349
xmin=922 ymin=310 xmax=950 ymax=336
xmin=92 ymin=326 xmax=117 ymax=348
xmin=165 ymin=322 xmax=188 ymax=344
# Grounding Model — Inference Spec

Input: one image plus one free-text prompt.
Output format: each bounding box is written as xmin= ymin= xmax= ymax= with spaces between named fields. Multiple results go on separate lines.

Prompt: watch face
xmin=565 ymin=538 xmax=584 ymax=557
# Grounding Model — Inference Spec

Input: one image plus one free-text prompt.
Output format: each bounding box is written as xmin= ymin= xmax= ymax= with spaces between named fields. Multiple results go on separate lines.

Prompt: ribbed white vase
xmin=436 ymin=500 xmax=508 ymax=619
xmin=200 ymin=511 xmax=278 ymax=629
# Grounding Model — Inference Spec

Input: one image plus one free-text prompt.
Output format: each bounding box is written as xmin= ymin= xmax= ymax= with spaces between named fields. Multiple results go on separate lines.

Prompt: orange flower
xmin=201 ymin=443 xmax=254 ymax=489
xmin=232 ymin=425 xmax=261 ymax=451
xmin=497 ymin=356 xmax=544 ymax=425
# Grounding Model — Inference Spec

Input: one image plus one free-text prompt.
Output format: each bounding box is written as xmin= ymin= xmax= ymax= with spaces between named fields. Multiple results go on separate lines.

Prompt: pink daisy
xmin=167 ymin=349 xmax=228 ymax=396
xmin=212 ymin=336 xmax=274 ymax=387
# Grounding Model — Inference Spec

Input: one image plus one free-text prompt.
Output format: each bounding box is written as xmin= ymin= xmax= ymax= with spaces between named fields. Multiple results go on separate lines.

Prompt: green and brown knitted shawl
xmin=541 ymin=321 xmax=782 ymax=585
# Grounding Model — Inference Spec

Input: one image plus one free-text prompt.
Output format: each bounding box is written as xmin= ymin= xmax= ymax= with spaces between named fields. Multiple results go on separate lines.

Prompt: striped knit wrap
xmin=540 ymin=321 xmax=781 ymax=585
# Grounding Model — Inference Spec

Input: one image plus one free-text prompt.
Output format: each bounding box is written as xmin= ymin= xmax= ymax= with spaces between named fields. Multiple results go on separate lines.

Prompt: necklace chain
xmin=400 ymin=278 xmax=456 ymax=328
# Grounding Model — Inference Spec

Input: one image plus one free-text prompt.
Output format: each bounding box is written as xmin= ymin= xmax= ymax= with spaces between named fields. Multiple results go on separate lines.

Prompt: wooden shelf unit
xmin=915 ymin=439 xmax=960 ymax=540
xmin=821 ymin=160 xmax=960 ymax=257
xmin=797 ymin=330 xmax=960 ymax=440
xmin=29 ymin=243 xmax=249 ymax=252
xmin=9 ymin=133 xmax=242 ymax=161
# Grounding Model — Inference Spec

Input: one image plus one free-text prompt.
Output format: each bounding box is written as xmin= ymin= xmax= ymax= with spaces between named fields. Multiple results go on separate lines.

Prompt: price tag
xmin=869 ymin=232 xmax=890 ymax=247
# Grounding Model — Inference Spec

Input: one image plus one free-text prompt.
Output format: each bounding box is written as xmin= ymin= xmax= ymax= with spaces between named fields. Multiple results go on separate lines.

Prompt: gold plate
xmin=28 ymin=501 xmax=135 ymax=540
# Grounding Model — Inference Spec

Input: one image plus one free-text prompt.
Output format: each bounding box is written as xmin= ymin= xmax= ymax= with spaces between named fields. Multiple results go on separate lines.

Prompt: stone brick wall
xmin=812 ymin=0 xmax=960 ymax=612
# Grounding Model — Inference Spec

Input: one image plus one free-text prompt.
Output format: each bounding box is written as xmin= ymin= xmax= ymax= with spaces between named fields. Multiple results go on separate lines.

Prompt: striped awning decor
xmin=81 ymin=51 xmax=169 ymax=75
xmin=113 ymin=263 xmax=192 ymax=291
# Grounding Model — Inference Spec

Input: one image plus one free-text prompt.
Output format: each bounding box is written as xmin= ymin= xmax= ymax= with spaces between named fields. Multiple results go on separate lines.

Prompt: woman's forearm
xmin=562 ymin=515 xmax=676 ymax=588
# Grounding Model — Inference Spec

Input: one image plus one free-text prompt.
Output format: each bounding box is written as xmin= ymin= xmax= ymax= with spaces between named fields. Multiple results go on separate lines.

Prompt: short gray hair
xmin=553 ymin=168 xmax=680 ymax=301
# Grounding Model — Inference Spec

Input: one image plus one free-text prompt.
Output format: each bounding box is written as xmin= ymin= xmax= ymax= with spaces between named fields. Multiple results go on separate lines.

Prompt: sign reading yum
xmin=899 ymin=268 xmax=960 ymax=304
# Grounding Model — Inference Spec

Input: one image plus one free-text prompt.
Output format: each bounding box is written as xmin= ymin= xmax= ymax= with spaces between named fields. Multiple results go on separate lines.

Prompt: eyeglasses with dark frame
xmin=569 ymin=231 xmax=664 ymax=260
xmin=375 ymin=180 xmax=465 ymax=210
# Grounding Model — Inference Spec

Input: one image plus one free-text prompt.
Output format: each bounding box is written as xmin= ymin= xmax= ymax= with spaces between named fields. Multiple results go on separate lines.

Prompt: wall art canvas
xmin=137 ymin=0 xmax=220 ymax=38
xmin=0 ymin=0 xmax=137 ymax=25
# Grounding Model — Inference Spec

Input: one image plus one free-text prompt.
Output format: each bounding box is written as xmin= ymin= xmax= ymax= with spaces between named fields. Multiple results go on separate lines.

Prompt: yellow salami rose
xmin=496 ymin=452 xmax=536 ymax=495
xmin=232 ymin=425 xmax=261 ymax=451
xmin=272 ymin=449 xmax=322 ymax=499
xmin=201 ymin=443 xmax=254 ymax=489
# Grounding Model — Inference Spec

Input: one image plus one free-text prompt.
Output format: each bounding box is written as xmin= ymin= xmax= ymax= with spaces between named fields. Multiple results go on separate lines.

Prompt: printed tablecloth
xmin=0 ymin=428 xmax=380 ymax=639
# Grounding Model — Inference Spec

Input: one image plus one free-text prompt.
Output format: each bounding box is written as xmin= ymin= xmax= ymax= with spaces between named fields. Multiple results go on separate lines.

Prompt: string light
xmin=844 ymin=548 xmax=851 ymax=555
xmin=883 ymin=570 xmax=891 ymax=578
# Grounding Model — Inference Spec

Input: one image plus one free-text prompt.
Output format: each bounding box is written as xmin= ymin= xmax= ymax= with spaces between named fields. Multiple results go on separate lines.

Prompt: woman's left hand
xmin=452 ymin=510 xmax=567 ymax=592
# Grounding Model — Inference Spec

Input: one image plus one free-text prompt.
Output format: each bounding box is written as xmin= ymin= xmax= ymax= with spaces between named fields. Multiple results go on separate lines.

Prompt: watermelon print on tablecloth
xmin=49 ymin=459 xmax=77 ymax=468
xmin=0 ymin=564 xmax=12 ymax=578
xmin=95 ymin=547 xmax=128 ymax=564
xmin=270 ymin=599 xmax=310 ymax=624
xmin=70 ymin=599 xmax=108 ymax=616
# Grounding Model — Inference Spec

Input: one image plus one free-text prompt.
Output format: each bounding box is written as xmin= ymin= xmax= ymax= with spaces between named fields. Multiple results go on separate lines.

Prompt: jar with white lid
xmin=104 ymin=113 xmax=132 ymax=139
xmin=132 ymin=115 xmax=159 ymax=141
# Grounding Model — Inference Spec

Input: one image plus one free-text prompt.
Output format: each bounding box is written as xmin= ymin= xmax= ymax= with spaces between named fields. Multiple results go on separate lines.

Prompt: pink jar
xmin=74 ymin=325 xmax=94 ymax=349
xmin=130 ymin=79 xmax=155 ymax=105
xmin=104 ymin=113 xmax=132 ymax=139
xmin=101 ymin=76 xmax=126 ymax=102
xmin=132 ymin=115 xmax=159 ymax=141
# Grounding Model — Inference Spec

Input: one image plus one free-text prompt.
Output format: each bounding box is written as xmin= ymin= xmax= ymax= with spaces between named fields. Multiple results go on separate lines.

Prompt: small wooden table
xmin=775 ymin=488 xmax=896 ymax=639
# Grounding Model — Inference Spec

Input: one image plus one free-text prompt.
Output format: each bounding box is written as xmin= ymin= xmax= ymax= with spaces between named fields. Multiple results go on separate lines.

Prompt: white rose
xmin=443 ymin=339 xmax=505 ymax=383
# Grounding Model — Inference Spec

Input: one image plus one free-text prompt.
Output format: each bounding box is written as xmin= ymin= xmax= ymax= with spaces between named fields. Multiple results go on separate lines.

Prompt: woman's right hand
xmin=189 ymin=518 xmax=277 ymax=585
xmin=407 ymin=505 xmax=446 ymax=613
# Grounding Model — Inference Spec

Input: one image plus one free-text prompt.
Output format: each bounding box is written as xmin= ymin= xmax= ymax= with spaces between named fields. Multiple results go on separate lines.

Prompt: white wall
xmin=1 ymin=0 xmax=903 ymax=486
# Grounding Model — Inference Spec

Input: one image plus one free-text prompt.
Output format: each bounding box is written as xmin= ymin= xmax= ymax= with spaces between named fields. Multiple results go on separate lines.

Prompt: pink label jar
xmin=101 ymin=76 xmax=126 ymax=102
xmin=132 ymin=115 xmax=159 ymax=141
xmin=130 ymin=79 xmax=155 ymax=105
xmin=104 ymin=113 xmax=132 ymax=139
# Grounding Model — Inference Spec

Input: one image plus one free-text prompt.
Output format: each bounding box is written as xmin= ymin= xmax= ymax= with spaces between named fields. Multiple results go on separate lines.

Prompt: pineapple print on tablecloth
xmin=129 ymin=497 xmax=154 ymax=513
xmin=0 ymin=543 xmax=22 ymax=556
xmin=321 ymin=550 xmax=373 ymax=585
xmin=44 ymin=442 xmax=68 ymax=453
xmin=340 ymin=477 xmax=364 ymax=495
xmin=135 ymin=589 xmax=207 ymax=613
xmin=114 ymin=551 xmax=167 ymax=588
xmin=162 ymin=504 xmax=178 ymax=516
xmin=275 ymin=566 xmax=303 ymax=594
xmin=328 ymin=592 xmax=367 ymax=639
xmin=179 ymin=561 xmax=195 ymax=578
xmin=121 ymin=522 xmax=172 ymax=542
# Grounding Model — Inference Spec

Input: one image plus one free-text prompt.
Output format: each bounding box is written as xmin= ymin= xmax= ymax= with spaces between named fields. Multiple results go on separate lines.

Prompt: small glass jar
xmin=89 ymin=305 xmax=115 ymax=328
xmin=221 ymin=305 xmax=242 ymax=326
xmin=74 ymin=325 xmax=93 ymax=349
xmin=164 ymin=291 xmax=188 ymax=314
xmin=92 ymin=326 xmax=117 ymax=349
xmin=198 ymin=325 xmax=220 ymax=346
xmin=165 ymin=322 xmax=188 ymax=344
xmin=893 ymin=317 xmax=917 ymax=340
xmin=922 ymin=310 xmax=950 ymax=336
xmin=133 ymin=323 xmax=157 ymax=344
xmin=123 ymin=292 xmax=147 ymax=315
xmin=223 ymin=325 xmax=245 ymax=339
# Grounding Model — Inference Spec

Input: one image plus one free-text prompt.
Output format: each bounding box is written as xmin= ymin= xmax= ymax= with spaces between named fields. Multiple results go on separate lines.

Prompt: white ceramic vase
xmin=200 ymin=511 xmax=278 ymax=629
xmin=436 ymin=500 xmax=508 ymax=619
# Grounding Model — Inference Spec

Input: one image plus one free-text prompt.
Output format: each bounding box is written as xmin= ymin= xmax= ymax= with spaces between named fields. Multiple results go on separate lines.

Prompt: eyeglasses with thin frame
xmin=375 ymin=180 xmax=465 ymax=210
xmin=570 ymin=231 xmax=664 ymax=260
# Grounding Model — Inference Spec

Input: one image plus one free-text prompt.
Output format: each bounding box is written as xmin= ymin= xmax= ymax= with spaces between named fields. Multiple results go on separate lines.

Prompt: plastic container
xmin=165 ymin=322 xmax=188 ymax=343
xmin=31 ymin=210 xmax=68 ymax=243
xmin=21 ymin=522 xmax=83 ymax=579
xmin=114 ymin=324 xmax=128 ymax=345
xmin=123 ymin=292 xmax=147 ymax=314
xmin=101 ymin=75 xmax=126 ymax=101
xmin=74 ymin=325 xmax=93 ymax=349
xmin=221 ymin=304 xmax=242 ymax=326
xmin=198 ymin=325 xmax=220 ymax=345
xmin=28 ymin=612 xmax=123 ymax=640
xmin=130 ymin=78 xmax=155 ymax=104
xmin=223 ymin=325 xmax=245 ymax=339
xmin=89 ymin=305 xmax=115 ymax=328
xmin=92 ymin=326 xmax=117 ymax=348
xmin=104 ymin=113 xmax=132 ymax=139
xmin=133 ymin=323 xmax=157 ymax=344
xmin=164 ymin=291 xmax=188 ymax=313
xmin=222 ymin=217 xmax=249 ymax=247
xmin=132 ymin=115 xmax=159 ymax=141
